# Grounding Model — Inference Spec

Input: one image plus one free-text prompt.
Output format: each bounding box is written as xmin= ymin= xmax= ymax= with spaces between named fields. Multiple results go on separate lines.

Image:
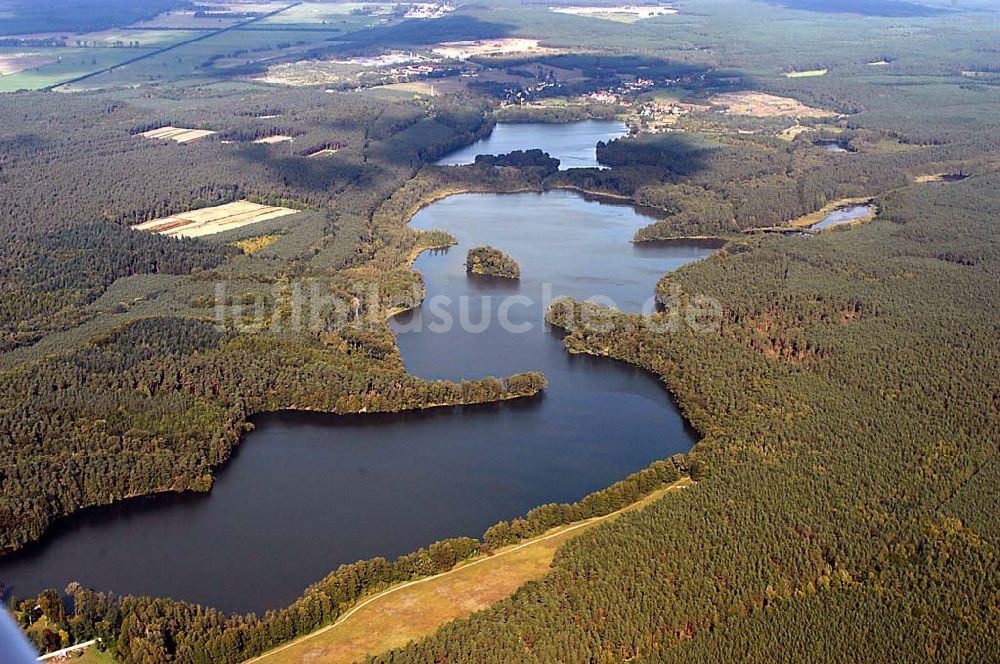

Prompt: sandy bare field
xmin=132 ymin=200 xmax=298 ymax=238
xmin=784 ymin=69 xmax=827 ymax=78
xmin=253 ymin=135 xmax=294 ymax=144
xmin=140 ymin=126 xmax=217 ymax=144
xmin=551 ymin=5 xmax=678 ymax=21
xmin=432 ymin=38 xmax=553 ymax=60
xmin=307 ymin=147 xmax=339 ymax=157
xmin=0 ymin=54 xmax=58 ymax=76
xmin=711 ymin=91 xmax=830 ymax=118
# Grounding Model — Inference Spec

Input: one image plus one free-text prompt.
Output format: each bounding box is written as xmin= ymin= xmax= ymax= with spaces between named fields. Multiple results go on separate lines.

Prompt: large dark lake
xmin=0 ymin=122 xmax=714 ymax=615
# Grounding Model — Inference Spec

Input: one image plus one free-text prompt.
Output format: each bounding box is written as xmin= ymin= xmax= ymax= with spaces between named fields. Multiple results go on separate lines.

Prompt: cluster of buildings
xmin=586 ymin=77 xmax=657 ymax=104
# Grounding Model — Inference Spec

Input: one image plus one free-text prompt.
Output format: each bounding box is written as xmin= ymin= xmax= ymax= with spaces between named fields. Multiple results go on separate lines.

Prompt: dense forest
xmin=466 ymin=245 xmax=521 ymax=279
xmin=372 ymin=173 xmax=1000 ymax=663
xmin=2 ymin=0 xmax=999 ymax=660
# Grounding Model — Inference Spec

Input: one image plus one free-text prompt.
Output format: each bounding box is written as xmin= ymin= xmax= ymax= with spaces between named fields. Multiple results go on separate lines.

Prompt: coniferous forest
xmin=1 ymin=0 xmax=999 ymax=661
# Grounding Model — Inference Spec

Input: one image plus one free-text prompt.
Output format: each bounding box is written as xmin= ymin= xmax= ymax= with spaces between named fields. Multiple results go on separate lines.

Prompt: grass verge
xmin=247 ymin=477 xmax=692 ymax=664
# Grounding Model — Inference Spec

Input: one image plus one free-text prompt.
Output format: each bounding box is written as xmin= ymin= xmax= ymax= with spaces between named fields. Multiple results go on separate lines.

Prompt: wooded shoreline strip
xmin=246 ymin=477 xmax=692 ymax=664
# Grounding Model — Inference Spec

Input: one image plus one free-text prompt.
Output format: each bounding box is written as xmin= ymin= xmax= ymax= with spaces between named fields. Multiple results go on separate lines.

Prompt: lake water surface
xmin=814 ymin=204 xmax=873 ymax=229
xmin=435 ymin=120 xmax=628 ymax=169
xmin=0 ymin=122 xmax=713 ymax=615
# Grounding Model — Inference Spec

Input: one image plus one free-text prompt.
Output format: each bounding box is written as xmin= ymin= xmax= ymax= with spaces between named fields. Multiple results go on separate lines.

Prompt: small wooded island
xmin=466 ymin=245 xmax=521 ymax=279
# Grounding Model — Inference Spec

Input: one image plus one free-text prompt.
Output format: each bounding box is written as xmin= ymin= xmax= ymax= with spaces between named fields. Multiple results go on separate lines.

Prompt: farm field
xmin=253 ymin=134 xmax=294 ymax=143
xmin=710 ymin=91 xmax=832 ymax=118
xmin=0 ymin=52 xmax=57 ymax=75
xmin=0 ymin=47 xmax=137 ymax=91
xmin=432 ymin=38 xmax=555 ymax=59
xmin=73 ymin=28 xmax=203 ymax=48
xmin=140 ymin=125 xmax=217 ymax=143
xmin=550 ymin=5 xmax=679 ymax=22
xmin=257 ymin=2 xmax=393 ymax=24
xmin=784 ymin=68 xmax=828 ymax=77
xmin=133 ymin=9 xmax=246 ymax=29
xmin=65 ymin=25 xmax=345 ymax=89
xmin=132 ymin=201 xmax=299 ymax=238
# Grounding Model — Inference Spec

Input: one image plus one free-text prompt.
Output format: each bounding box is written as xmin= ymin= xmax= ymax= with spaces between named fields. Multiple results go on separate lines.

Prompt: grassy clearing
xmin=234 ymin=234 xmax=281 ymax=254
xmin=248 ymin=478 xmax=692 ymax=664
xmin=67 ymin=647 xmax=118 ymax=664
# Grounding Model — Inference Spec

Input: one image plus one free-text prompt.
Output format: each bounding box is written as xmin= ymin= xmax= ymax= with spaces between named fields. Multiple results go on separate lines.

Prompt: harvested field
xmin=307 ymin=147 xmax=339 ymax=157
xmin=253 ymin=135 xmax=294 ymax=144
xmin=432 ymin=38 xmax=553 ymax=60
xmin=140 ymin=126 xmax=217 ymax=144
xmin=710 ymin=91 xmax=830 ymax=118
xmin=379 ymin=78 xmax=452 ymax=96
xmin=196 ymin=2 xmax=288 ymax=13
xmin=784 ymin=69 xmax=827 ymax=78
xmin=550 ymin=5 xmax=678 ymax=22
xmin=0 ymin=53 xmax=58 ymax=76
xmin=132 ymin=201 xmax=298 ymax=238
xmin=257 ymin=60 xmax=359 ymax=86
xmin=134 ymin=9 xmax=246 ymax=29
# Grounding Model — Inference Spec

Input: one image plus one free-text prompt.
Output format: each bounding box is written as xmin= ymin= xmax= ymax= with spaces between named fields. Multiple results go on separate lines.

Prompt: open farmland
xmin=132 ymin=200 xmax=299 ymax=238
xmin=550 ymin=5 xmax=678 ymax=22
xmin=140 ymin=125 xmax=217 ymax=143
xmin=133 ymin=9 xmax=247 ymax=29
xmin=432 ymin=38 xmax=554 ymax=60
xmin=784 ymin=68 xmax=828 ymax=78
xmin=73 ymin=28 xmax=202 ymax=48
xmin=710 ymin=91 xmax=831 ymax=118
xmin=0 ymin=52 xmax=57 ymax=75
xmin=0 ymin=47 xmax=138 ymax=91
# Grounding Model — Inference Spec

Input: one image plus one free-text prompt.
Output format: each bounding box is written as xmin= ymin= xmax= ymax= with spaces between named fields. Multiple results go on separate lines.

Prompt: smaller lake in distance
xmin=816 ymin=140 xmax=851 ymax=153
xmin=813 ymin=204 xmax=873 ymax=229
xmin=435 ymin=120 xmax=628 ymax=169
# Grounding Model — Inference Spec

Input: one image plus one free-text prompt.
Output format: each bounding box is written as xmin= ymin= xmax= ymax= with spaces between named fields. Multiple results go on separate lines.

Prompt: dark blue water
xmin=0 ymin=128 xmax=715 ymax=616
xmin=435 ymin=120 xmax=628 ymax=169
